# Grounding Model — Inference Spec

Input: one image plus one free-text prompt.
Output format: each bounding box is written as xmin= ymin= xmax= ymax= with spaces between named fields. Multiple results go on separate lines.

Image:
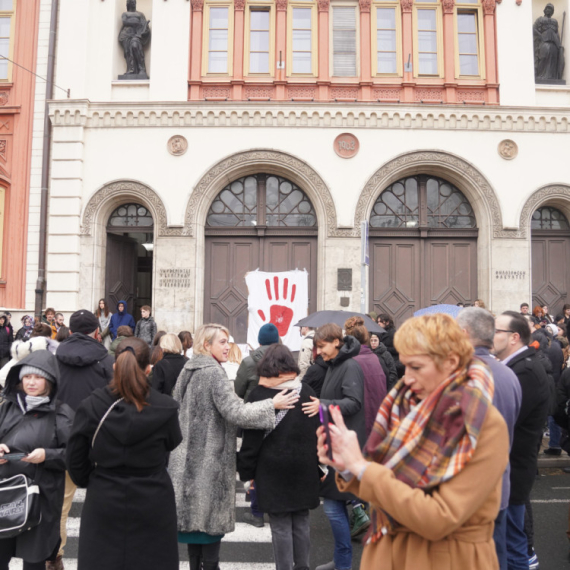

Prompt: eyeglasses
xmin=495 ymin=329 xmax=514 ymax=334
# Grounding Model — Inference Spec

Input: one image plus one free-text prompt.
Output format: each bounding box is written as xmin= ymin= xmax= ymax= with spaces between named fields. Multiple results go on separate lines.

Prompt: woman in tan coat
xmin=317 ymin=313 xmax=509 ymax=570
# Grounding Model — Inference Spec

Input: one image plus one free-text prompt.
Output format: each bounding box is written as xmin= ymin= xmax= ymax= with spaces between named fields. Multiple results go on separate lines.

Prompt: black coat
xmin=151 ymin=353 xmax=188 ymax=396
xmin=506 ymin=347 xmax=550 ymax=505
xmin=56 ymin=333 xmax=115 ymax=411
xmin=0 ymin=350 xmax=74 ymax=563
xmin=319 ymin=336 xmax=365 ymax=501
xmin=553 ymin=367 xmax=570 ymax=430
xmin=546 ymin=339 xmax=564 ymax=384
xmin=237 ymin=384 xmax=321 ymax=513
xmin=302 ymin=355 xmax=328 ymax=398
xmin=0 ymin=322 xmax=13 ymax=359
xmin=372 ymin=342 xmax=398 ymax=391
xmin=66 ymin=386 xmax=182 ymax=570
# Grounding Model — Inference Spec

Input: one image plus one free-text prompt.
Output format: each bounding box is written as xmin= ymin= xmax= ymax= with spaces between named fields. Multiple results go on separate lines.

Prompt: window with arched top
xmin=370 ymin=175 xmax=476 ymax=229
xmin=107 ymin=203 xmax=154 ymax=230
xmin=531 ymin=207 xmax=570 ymax=230
xmin=207 ymin=174 xmax=317 ymax=228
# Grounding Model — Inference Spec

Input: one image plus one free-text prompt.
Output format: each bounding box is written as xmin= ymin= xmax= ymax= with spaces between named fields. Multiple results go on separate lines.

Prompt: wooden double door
xmin=370 ymin=236 xmax=477 ymax=326
xmin=204 ymin=235 xmax=317 ymax=343
xmin=532 ymin=231 xmax=570 ymax=316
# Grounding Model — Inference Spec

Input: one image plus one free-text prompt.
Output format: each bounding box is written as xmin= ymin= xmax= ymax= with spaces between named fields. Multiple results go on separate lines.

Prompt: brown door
xmin=204 ymin=237 xmax=259 ymax=343
xmin=204 ymin=235 xmax=318 ymax=342
xmin=370 ymin=239 xmax=420 ymax=326
xmin=532 ymin=232 xmax=570 ymax=316
xmin=425 ymin=238 xmax=477 ymax=305
xmin=105 ymin=233 xmax=138 ymax=312
xmin=370 ymin=237 xmax=477 ymax=326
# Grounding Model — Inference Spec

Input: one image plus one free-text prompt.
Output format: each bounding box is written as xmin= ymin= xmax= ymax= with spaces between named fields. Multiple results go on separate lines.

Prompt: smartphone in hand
xmin=319 ymin=404 xmax=334 ymax=461
xmin=2 ymin=453 xmax=27 ymax=461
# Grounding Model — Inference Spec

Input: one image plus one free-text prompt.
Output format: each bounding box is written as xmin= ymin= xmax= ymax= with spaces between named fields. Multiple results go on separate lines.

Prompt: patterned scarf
xmin=363 ymin=357 xmax=494 ymax=544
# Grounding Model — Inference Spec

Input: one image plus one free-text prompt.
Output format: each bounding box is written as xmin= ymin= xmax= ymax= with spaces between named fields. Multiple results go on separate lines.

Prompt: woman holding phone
xmin=302 ymin=323 xmax=365 ymax=570
xmin=317 ymin=314 xmax=509 ymax=570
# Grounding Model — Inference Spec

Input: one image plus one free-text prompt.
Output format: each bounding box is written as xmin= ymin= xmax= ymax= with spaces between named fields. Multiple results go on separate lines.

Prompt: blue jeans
xmin=494 ymin=508 xmax=508 ymax=570
xmin=322 ymin=499 xmax=352 ymax=570
xmin=548 ymin=416 xmax=561 ymax=449
xmin=506 ymin=504 xmax=529 ymax=570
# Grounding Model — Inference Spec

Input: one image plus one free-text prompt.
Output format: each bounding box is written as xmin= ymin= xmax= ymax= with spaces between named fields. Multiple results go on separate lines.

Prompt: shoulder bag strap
xmin=92 ymin=398 xmax=124 ymax=448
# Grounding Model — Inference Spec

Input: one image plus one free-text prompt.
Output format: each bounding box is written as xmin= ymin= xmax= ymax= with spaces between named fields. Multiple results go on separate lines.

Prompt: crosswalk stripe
xmin=9 ymin=559 xmax=274 ymax=569
xmin=63 ymin=518 xmax=272 ymax=543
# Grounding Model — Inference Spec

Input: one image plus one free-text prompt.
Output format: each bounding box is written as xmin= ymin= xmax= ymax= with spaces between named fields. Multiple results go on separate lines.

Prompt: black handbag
xmin=0 ymin=473 xmax=41 ymax=538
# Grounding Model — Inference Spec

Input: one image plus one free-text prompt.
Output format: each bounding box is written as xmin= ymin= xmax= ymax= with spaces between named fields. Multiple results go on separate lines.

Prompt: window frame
xmin=412 ymin=1 xmax=444 ymax=78
xmin=287 ymin=1 xmax=319 ymax=77
xmin=453 ymin=3 xmax=485 ymax=79
xmin=202 ymin=1 xmax=235 ymax=76
xmin=0 ymin=0 xmax=16 ymax=83
xmin=244 ymin=2 xmax=275 ymax=76
xmin=371 ymin=1 xmax=402 ymax=77
xmin=329 ymin=2 xmax=360 ymax=78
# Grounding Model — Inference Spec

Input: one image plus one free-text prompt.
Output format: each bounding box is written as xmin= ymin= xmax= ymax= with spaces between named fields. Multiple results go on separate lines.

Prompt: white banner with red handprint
xmin=245 ymin=269 xmax=309 ymax=352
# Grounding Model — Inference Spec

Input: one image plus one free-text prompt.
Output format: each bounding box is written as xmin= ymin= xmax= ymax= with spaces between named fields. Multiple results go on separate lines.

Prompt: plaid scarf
xmin=363 ymin=357 xmax=494 ymax=544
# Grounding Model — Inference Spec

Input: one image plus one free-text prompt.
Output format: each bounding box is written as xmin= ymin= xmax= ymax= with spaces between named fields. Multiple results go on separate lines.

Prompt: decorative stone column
xmin=442 ymin=0 xmax=457 ymax=103
xmin=359 ymin=0 xmax=372 ymax=100
xmin=483 ymin=0 xmax=499 ymax=103
xmin=189 ymin=0 xmax=205 ymax=100
xmin=400 ymin=0 xmax=414 ymax=103
xmin=275 ymin=0 xmax=288 ymax=99
xmin=317 ymin=0 xmax=330 ymax=100
xmin=232 ymin=0 xmax=246 ymax=99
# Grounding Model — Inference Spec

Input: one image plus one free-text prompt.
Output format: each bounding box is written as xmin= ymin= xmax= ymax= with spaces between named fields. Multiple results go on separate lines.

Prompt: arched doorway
xmin=369 ymin=174 xmax=478 ymax=325
xmin=204 ymin=174 xmax=318 ymax=342
xmin=531 ymin=206 xmax=570 ymax=316
xmin=105 ymin=203 xmax=154 ymax=321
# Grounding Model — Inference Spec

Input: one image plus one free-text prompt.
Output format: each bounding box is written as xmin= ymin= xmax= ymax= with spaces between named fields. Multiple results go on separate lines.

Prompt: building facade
xmin=27 ymin=0 xmax=570 ymax=338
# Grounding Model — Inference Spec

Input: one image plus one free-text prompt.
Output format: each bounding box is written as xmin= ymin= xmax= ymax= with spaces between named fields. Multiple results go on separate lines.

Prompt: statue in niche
xmin=118 ymin=0 xmax=151 ymax=80
xmin=533 ymin=3 xmax=565 ymax=84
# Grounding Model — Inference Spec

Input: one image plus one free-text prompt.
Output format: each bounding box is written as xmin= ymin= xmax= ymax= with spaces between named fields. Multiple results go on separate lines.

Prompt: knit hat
xmin=258 ymin=323 xmax=279 ymax=346
xmin=19 ymin=365 xmax=55 ymax=384
xmin=69 ymin=310 xmax=99 ymax=334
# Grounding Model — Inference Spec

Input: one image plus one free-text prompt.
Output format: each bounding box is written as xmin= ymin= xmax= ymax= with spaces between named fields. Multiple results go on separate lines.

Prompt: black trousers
xmin=0 ymin=537 xmax=60 ymax=570
xmin=187 ymin=541 xmax=221 ymax=570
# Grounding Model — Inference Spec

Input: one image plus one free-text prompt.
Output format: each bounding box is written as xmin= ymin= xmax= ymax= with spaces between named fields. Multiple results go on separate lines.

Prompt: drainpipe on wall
xmin=34 ymin=0 xmax=59 ymax=321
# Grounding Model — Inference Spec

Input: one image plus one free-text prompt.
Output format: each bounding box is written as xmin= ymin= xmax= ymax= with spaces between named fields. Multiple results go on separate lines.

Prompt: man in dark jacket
xmin=458 ymin=308 xmax=522 ymax=570
xmin=493 ymin=311 xmax=550 ymax=570
xmin=55 ymin=309 xmax=115 ymax=564
xmin=235 ymin=323 xmax=280 ymax=400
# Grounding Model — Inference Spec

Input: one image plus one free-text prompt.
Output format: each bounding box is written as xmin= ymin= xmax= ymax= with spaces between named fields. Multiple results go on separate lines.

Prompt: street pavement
xmin=8 ymin=469 xmax=570 ymax=569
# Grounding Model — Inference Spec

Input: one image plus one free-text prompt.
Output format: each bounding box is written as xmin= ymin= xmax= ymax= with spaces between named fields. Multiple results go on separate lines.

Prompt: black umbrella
xmin=295 ymin=310 xmax=385 ymax=334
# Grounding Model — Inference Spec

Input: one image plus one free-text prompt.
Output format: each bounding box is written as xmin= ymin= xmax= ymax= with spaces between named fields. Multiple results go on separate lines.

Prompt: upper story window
xmin=370 ymin=175 xmax=476 ymax=229
xmin=372 ymin=1 xmax=401 ymax=76
xmin=0 ymin=0 xmax=15 ymax=81
xmin=531 ymin=207 xmax=570 ymax=230
xmin=204 ymin=3 xmax=234 ymax=74
xmin=288 ymin=1 xmax=317 ymax=76
xmin=246 ymin=6 xmax=273 ymax=75
xmin=455 ymin=0 xmax=484 ymax=78
xmin=413 ymin=0 xmax=442 ymax=77
xmin=107 ymin=204 xmax=154 ymax=229
xmin=332 ymin=5 xmax=358 ymax=77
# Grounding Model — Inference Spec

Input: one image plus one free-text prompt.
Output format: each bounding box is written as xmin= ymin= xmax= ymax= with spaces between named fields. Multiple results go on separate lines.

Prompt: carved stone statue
xmin=118 ymin=0 xmax=151 ymax=80
xmin=533 ymin=3 xmax=565 ymax=84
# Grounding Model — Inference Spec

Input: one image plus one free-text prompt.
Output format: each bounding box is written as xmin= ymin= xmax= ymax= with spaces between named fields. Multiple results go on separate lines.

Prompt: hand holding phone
xmin=319 ymin=404 xmax=334 ymax=461
xmin=2 ymin=453 xmax=27 ymax=462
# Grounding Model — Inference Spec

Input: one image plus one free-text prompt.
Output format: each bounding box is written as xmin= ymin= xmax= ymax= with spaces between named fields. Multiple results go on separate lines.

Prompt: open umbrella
xmin=413 ymin=304 xmax=463 ymax=319
xmin=295 ymin=310 xmax=385 ymax=334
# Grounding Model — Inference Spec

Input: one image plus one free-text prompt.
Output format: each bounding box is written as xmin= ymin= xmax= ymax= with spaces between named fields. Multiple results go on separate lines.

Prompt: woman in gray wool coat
xmin=169 ymin=323 xmax=300 ymax=570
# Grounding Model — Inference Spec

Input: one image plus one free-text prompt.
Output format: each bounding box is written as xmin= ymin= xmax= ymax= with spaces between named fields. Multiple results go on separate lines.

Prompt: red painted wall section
xmin=0 ymin=0 xmax=40 ymax=309
xmin=188 ymin=0 xmax=499 ymax=103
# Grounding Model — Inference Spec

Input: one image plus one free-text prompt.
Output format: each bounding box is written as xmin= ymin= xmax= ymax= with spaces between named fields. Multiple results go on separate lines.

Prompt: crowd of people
xmin=0 ymin=297 xmax=568 ymax=570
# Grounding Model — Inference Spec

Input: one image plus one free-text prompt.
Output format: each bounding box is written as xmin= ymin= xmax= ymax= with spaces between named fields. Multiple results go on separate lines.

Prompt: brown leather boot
xmin=45 ymin=555 xmax=64 ymax=570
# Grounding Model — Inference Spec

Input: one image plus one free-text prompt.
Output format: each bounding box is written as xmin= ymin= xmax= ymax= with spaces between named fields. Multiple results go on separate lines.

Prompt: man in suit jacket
xmin=493 ymin=310 xmax=550 ymax=570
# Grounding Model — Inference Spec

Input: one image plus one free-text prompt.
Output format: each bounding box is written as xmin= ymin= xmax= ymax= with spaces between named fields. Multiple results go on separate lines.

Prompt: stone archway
xmin=182 ymin=149 xmax=337 ymax=237
xmin=81 ymin=179 xmax=181 ymax=237
xmin=519 ymin=184 xmax=570 ymax=238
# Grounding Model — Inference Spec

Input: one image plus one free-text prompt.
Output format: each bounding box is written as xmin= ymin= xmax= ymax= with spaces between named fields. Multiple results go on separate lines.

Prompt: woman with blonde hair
xmin=169 ymin=324 xmax=300 ymax=570
xmin=317 ymin=313 xmax=509 ymax=570
xmin=473 ymin=299 xmax=486 ymax=309
xmin=222 ymin=338 xmax=242 ymax=381
xmin=151 ymin=333 xmax=188 ymax=396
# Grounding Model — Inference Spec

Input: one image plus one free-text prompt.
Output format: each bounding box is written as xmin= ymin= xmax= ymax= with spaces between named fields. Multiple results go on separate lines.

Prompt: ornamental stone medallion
xmin=498 ymin=139 xmax=518 ymax=160
xmin=168 ymin=135 xmax=188 ymax=156
xmin=334 ymin=133 xmax=359 ymax=159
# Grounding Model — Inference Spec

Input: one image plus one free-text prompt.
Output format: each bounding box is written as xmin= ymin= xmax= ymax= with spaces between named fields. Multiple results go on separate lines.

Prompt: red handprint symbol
xmin=257 ymin=276 xmax=297 ymax=337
